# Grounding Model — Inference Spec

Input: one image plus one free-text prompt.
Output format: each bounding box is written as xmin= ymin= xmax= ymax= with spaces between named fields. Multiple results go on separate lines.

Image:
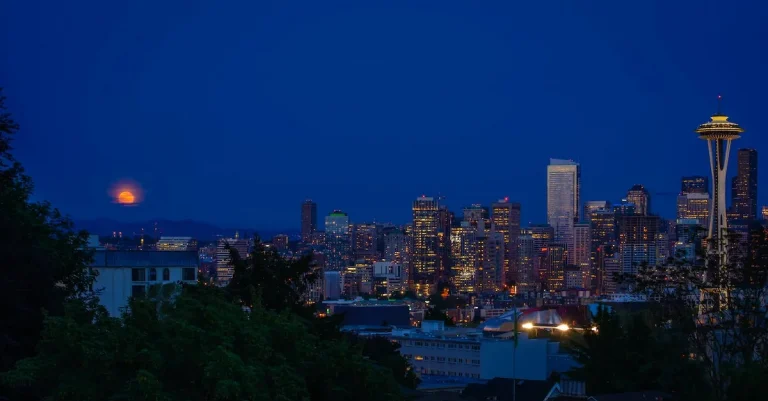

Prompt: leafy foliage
xmin=2 ymin=284 xmax=406 ymax=401
xmin=0 ymin=88 xmax=93 ymax=376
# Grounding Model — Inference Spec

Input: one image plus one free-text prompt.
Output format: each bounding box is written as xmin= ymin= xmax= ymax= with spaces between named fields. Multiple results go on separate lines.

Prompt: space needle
xmin=695 ymin=96 xmax=744 ymax=267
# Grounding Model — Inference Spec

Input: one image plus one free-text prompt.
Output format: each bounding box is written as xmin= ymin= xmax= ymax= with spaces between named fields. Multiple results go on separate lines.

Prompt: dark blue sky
xmin=2 ymin=1 xmax=767 ymax=229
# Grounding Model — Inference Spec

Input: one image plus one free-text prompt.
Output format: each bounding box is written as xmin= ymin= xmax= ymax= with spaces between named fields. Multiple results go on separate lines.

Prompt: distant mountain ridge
xmin=74 ymin=218 xmax=296 ymax=241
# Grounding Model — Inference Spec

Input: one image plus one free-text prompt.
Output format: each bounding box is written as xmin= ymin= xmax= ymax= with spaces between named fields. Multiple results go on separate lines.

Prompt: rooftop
xmin=91 ymin=250 xmax=198 ymax=267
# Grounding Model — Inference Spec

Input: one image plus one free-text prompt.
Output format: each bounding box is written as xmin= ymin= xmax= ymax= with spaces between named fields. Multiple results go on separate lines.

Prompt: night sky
xmin=2 ymin=1 xmax=767 ymax=230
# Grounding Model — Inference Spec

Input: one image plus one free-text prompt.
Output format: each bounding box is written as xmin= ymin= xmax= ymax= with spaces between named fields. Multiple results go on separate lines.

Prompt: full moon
xmin=118 ymin=191 xmax=135 ymax=204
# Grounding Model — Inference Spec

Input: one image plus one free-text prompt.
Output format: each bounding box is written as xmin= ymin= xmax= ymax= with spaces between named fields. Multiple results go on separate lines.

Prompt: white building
xmin=90 ymin=250 xmax=198 ymax=316
xmin=373 ymin=261 xmax=405 ymax=294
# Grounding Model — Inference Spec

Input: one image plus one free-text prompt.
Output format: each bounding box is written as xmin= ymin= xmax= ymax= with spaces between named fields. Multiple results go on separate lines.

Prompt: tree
xmin=226 ymin=237 xmax=317 ymax=318
xmin=344 ymin=334 xmax=421 ymax=389
xmin=0 ymin=89 xmax=93 ymax=376
xmin=424 ymin=308 xmax=454 ymax=327
xmin=2 ymin=284 xmax=406 ymax=401
xmin=619 ymin=228 xmax=768 ymax=401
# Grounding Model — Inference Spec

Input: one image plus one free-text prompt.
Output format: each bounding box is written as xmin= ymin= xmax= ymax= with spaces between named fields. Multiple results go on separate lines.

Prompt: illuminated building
xmin=491 ymin=199 xmax=521 ymax=283
xmin=463 ymin=204 xmax=490 ymax=232
xmin=216 ymin=232 xmax=250 ymax=285
xmin=522 ymin=224 xmax=554 ymax=288
xmin=271 ymin=234 xmax=289 ymax=251
xmin=682 ymin=176 xmax=708 ymax=194
xmin=617 ymin=215 xmax=661 ymax=276
xmin=437 ymin=205 xmax=453 ymax=278
xmin=373 ymin=261 xmax=405 ymax=295
xmin=543 ymin=243 xmax=567 ymax=292
xmin=583 ymin=201 xmax=610 ymax=223
xmin=589 ymin=208 xmax=616 ymax=277
xmin=573 ymin=223 xmax=592 ymax=288
xmin=352 ymin=223 xmax=378 ymax=262
xmin=412 ymin=196 xmax=439 ymax=295
xmin=656 ymin=232 xmax=670 ymax=262
xmin=731 ymin=148 xmax=758 ymax=220
xmin=343 ymin=260 xmax=373 ymax=297
xmin=325 ymin=210 xmax=351 ymax=270
xmin=476 ymin=231 xmax=505 ymax=293
xmin=763 ymin=206 xmax=768 ymax=221
xmin=613 ymin=200 xmax=636 ymax=216
xmin=516 ymin=234 xmax=536 ymax=291
xmin=301 ymin=199 xmax=317 ymax=243
xmin=695 ymin=103 xmax=745 ymax=266
xmin=547 ymin=159 xmax=580 ymax=264
xmin=626 ymin=184 xmax=651 ymax=216
xmin=564 ymin=265 xmax=582 ymax=289
xmin=156 ymin=236 xmax=198 ymax=251
xmin=450 ymin=221 xmax=478 ymax=293
xmin=677 ymin=192 xmax=710 ymax=226
xmin=600 ymin=247 xmax=621 ymax=294
xmin=383 ymin=227 xmax=409 ymax=265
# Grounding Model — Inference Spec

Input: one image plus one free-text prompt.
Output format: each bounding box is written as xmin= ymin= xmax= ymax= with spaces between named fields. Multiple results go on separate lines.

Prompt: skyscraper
xmin=301 ymin=200 xmax=317 ymax=243
xmin=731 ymin=148 xmax=758 ymax=220
xmin=437 ymin=205 xmax=453 ymax=278
xmin=325 ymin=211 xmax=351 ymax=270
xmin=677 ymin=192 xmax=710 ymax=227
xmin=491 ymin=199 xmax=521 ymax=283
xmin=583 ymin=201 xmax=610 ymax=223
xmin=412 ymin=196 xmax=439 ymax=295
xmin=543 ymin=243 xmax=568 ymax=292
xmin=476 ymin=231 xmax=505 ymax=293
xmin=450 ymin=221 xmax=477 ymax=293
xmin=681 ymin=176 xmax=708 ymax=195
xmin=763 ymin=206 xmax=768 ymax=221
xmin=695 ymin=104 xmax=745 ymax=265
xmin=617 ymin=215 xmax=661 ymax=276
xmin=573 ymin=223 xmax=592 ymax=288
xmin=626 ymin=185 xmax=651 ymax=216
xmin=352 ymin=223 xmax=378 ymax=262
xmin=547 ymin=159 xmax=580 ymax=263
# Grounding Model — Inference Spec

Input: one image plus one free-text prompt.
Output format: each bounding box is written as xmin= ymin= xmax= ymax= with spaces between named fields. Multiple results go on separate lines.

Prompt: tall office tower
xmin=476 ymin=231 xmax=505 ymax=293
xmin=731 ymin=149 xmax=758 ymax=220
xmin=450 ymin=221 xmax=478 ymax=293
xmin=216 ymin=232 xmax=250 ymax=285
xmin=682 ymin=176 xmax=709 ymax=194
xmin=695 ymin=103 xmax=745 ymax=266
xmin=763 ymin=206 xmax=768 ymax=221
xmin=491 ymin=199 xmax=522 ymax=283
xmin=325 ymin=211 xmax=351 ymax=270
xmin=583 ymin=201 xmax=610 ymax=223
xmin=617 ymin=215 xmax=661 ymax=276
xmin=412 ymin=196 xmax=439 ymax=295
xmin=384 ymin=228 xmax=409 ymax=265
xmin=573 ymin=223 xmax=592 ymax=288
xmin=463 ymin=204 xmax=490 ymax=232
xmin=301 ymin=200 xmax=317 ymax=243
xmin=522 ymin=225 xmax=554 ymax=289
xmin=543 ymin=243 xmax=568 ymax=292
xmin=352 ymin=223 xmax=378 ymax=262
xmin=547 ymin=159 xmax=580 ymax=263
xmin=677 ymin=192 xmax=710 ymax=227
xmin=437 ymin=205 xmax=453 ymax=278
xmin=626 ymin=185 xmax=651 ymax=215
xmin=590 ymin=209 xmax=617 ymax=253
xmin=516 ymin=234 xmax=536 ymax=292
xmin=656 ymin=232 xmax=670 ymax=262
xmin=156 ymin=236 xmax=198 ymax=251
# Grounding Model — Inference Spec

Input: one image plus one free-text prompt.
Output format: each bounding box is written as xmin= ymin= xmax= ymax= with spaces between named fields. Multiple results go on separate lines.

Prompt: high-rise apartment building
xmin=437 ymin=205 xmax=453 ymax=278
xmin=383 ymin=227 xmax=409 ymax=265
xmin=325 ymin=210 xmax=351 ymax=270
xmin=476 ymin=231 xmax=505 ymax=293
xmin=216 ymin=232 xmax=250 ymax=285
xmin=731 ymin=148 xmax=758 ymax=220
xmin=573 ymin=223 xmax=592 ymax=288
xmin=412 ymin=196 xmax=439 ymax=295
xmin=301 ymin=200 xmax=317 ymax=243
xmin=583 ymin=201 xmax=610 ymax=223
xmin=547 ymin=159 xmax=580 ymax=264
xmin=516 ymin=234 xmax=536 ymax=291
xmin=626 ymin=185 xmax=651 ymax=216
xmin=491 ymin=199 xmax=521 ymax=283
xmin=617 ymin=215 xmax=661 ymax=276
xmin=463 ymin=205 xmax=490 ymax=233
xmin=681 ymin=176 xmax=709 ymax=195
xmin=450 ymin=221 xmax=478 ymax=293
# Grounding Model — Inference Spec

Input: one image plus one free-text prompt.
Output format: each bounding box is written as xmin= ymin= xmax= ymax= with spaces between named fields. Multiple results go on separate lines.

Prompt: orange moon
xmin=118 ymin=191 xmax=136 ymax=204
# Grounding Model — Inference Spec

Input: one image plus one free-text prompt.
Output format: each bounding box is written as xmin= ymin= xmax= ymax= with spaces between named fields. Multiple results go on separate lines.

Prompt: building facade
xmin=626 ymin=184 xmax=651 ymax=216
xmin=547 ymin=159 xmax=580 ymax=264
xmin=491 ymin=199 xmax=521 ymax=284
xmin=731 ymin=148 xmax=758 ymax=220
xmin=325 ymin=210 xmax=351 ymax=270
xmin=156 ymin=236 xmax=198 ymax=251
xmin=412 ymin=196 xmax=440 ymax=295
xmin=301 ymin=199 xmax=317 ymax=243
xmin=216 ymin=233 xmax=250 ymax=285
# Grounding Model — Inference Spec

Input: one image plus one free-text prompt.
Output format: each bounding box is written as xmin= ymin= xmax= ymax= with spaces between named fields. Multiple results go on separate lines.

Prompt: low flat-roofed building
xmin=90 ymin=250 xmax=198 ymax=316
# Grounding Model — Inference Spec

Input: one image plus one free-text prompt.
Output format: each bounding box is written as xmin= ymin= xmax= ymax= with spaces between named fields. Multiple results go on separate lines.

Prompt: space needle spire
xmin=695 ymin=95 xmax=744 ymax=267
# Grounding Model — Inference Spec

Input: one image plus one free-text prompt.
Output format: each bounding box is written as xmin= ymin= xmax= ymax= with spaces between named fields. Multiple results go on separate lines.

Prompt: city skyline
xmin=2 ymin=1 xmax=768 ymax=229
